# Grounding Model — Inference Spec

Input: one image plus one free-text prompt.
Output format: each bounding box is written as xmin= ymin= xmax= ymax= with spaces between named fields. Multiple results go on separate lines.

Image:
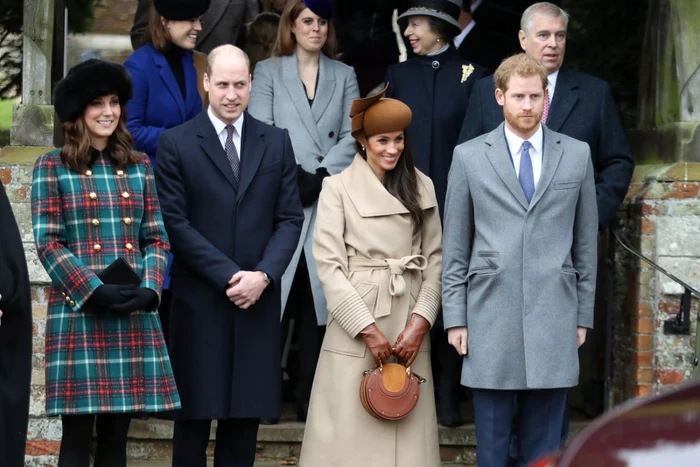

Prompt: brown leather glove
xmin=360 ymin=323 xmax=393 ymax=366
xmin=393 ymin=314 xmax=430 ymax=366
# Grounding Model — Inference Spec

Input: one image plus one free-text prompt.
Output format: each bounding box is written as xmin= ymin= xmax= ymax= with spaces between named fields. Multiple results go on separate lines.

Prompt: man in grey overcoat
xmin=442 ymin=53 xmax=597 ymax=467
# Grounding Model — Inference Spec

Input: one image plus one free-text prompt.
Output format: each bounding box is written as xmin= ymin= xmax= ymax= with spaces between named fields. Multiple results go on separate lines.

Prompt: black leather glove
xmin=83 ymin=284 xmax=136 ymax=314
xmin=109 ymin=288 xmax=159 ymax=314
xmin=297 ymin=166 xmax=329 ymax=207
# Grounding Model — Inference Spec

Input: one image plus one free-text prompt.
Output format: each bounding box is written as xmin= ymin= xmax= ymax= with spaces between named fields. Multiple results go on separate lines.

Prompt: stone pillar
xmin=633 ymin=0 xmax=700 ymax=163
xmin=10 ymin=0 xmax=56 ymax=147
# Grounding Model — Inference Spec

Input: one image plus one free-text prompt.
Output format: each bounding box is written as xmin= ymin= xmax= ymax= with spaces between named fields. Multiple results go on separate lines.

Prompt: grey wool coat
xmin=441 ymin=123 xmax=598 ymax=390
xmin=249 ymin=50 xmax=359 ymax=323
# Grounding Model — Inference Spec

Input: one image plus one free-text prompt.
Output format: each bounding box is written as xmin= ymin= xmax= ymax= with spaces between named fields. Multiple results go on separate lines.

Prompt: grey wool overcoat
xmin=442 ymin=123 xmax=598 ymax=390
xmin=249 ymin=50 xmax=359 ymax=324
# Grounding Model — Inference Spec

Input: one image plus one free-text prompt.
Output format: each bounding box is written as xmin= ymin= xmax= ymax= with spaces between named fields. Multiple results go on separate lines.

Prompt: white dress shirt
xmin=504 ymin=123 xmax=544 ymax=186
xmin=208 ymin=106 xmax=244 ymax=159
xmin=547 ymin=69 xmax=560 ymax=101
xmin=453 ymin=20 xmax=476 ymax=49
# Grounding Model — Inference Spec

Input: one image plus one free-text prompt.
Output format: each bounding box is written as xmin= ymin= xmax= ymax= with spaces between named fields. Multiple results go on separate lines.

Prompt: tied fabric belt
xmin=347 ymin=255 xmax=428 ymax=318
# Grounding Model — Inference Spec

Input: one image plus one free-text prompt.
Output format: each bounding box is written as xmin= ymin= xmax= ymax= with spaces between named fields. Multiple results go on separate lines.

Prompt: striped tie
xmin=542 ymin=91 xmax=551 ymax=124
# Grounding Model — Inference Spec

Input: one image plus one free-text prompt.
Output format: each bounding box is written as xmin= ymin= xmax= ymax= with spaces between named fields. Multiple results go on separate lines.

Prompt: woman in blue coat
xmin=385 ymin=0 xmax=487 ymax=428
xmin=124 ymin=0 xmax=210 ymax=336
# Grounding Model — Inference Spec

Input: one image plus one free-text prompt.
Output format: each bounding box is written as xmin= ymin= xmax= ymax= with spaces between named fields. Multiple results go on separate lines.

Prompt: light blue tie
xmin=519 ymin=141 xmax=535 ymax=203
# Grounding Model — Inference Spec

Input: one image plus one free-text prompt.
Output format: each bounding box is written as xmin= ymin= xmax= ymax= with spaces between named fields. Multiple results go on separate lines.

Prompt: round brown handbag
xmin=360 ymin=361 xmax=426 ymax=421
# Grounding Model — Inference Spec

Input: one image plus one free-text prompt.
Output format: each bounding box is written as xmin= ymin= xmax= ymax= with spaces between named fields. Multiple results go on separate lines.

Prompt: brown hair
xmin=145 ymin=6 xmax=172 ymax=52
xmin=272 ymin=0 xmax=337 ymax=58
xmin=60 ymin=105 xmax=140 ymax=173
xmin=247 ymin=13 xmax=281 ymax=75
xmin=355 ymin=136 xmax=424 ymax=231
xmin=493 ymin=53 xmax=548 ymax=92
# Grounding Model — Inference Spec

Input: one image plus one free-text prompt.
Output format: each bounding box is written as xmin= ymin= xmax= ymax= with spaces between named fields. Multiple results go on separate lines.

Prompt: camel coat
xmin=299 ymin=155 xmax=443 ymax=467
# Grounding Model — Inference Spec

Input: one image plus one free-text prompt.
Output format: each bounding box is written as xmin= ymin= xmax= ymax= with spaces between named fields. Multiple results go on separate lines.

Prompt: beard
xmin=503 ymin=106 xmax=542 ymax=134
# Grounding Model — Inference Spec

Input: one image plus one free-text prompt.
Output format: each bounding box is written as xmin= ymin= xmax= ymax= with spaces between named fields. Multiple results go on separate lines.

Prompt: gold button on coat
xmin=89 ymin=192 xmax=97 ymax=200
xmin=126 ymin=243 xmax=134 ymax=251
xmin=124 ymin=217 xmax=132 ymax=225
xmin=122 ymin=192 xmax=130 ymax=199
xmin=85 ymin=170 xmax=92 ymax=176
xmin=93 ymin=244 xmax=101 ymax=251
xmin=64 ymin=296 xmax=71 ymax=302
xmin=92 ymin=219 xmax=100 ymax=226
xmin=70 ymin=301 xmax=76 ymax=306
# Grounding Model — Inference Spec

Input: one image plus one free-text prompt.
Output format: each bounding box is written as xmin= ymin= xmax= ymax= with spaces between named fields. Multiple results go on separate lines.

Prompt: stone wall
xmin=612 ymin=162 xmax=700 ymax=402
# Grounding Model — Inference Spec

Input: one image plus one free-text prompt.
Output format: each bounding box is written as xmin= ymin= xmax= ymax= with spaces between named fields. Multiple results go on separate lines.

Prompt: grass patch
xmin=0 ymin=99 xmax=17 ymax=146
xmin=0 ymin=99 xmax=17 ymax=130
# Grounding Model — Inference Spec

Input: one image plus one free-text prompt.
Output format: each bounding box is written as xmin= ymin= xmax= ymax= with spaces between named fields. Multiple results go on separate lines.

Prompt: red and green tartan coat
xmin=31 ymin=148 xmax=181 ymax=416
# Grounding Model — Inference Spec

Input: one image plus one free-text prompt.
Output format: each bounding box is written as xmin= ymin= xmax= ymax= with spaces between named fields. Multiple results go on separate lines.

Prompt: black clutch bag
xmin=98 ymin=258 xmax=142 ymax=286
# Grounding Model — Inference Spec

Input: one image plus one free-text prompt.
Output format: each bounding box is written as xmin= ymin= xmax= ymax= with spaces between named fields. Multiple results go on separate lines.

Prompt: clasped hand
xmin=226 ymin=271 xmax=268 ymax=309
xmin=360 ymin=314 xmax=430 ymax=367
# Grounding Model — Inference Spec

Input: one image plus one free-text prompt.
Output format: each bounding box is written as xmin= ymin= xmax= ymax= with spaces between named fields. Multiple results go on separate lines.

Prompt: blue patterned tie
xmin=519 ymin=141 xmax=535 ymax=203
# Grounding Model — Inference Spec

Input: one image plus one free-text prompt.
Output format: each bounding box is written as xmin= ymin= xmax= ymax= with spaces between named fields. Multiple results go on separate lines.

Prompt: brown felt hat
xmin=350 ymin=84 xmax=412 ymax=147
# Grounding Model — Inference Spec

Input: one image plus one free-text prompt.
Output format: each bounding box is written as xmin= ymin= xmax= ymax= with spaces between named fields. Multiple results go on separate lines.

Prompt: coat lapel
xmin=237 ymin=113 xmax=265 ymax=202
xmin=153 ymin=49 xmax=186 ymax=121
xmin=281 ymin=53 xmax=323 ymax=150
xmin=196 ymin=112 xmax=238 ymax=192
xmin=484 ymin=123 xmax=529 ymax=210
xmin=342 ymin=155 xmax=410 ymax=217
xmin=546 ymin=67 xmax=578 ymax=132
xmin=311 ymin=54 xmax=336 ymax=123
xmin=529 ymin=125 xmax=564 ymax=209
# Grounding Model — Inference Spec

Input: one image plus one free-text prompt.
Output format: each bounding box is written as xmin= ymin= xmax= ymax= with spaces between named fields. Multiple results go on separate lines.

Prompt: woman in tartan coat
xmin=31 ymin=59 xmax=180 ymax=467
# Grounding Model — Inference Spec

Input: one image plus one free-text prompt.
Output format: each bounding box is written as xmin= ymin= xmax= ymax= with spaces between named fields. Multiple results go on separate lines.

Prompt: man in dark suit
xmin=455 ymin=0 xmax=519 ymax=72
xmin=131 ymin=0 xmax=259 ymax=53
xmin=155 ymin=45 xmax=304 ymax=467
xmin=459 ymin=1 xmax=634 ymax=229
xmin=0 ymin=181 xmax=32 ymax=467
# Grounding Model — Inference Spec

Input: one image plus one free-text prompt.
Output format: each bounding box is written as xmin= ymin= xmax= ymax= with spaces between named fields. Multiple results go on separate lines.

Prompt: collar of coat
xmin=340 ymin=154 xmax=437 ymax=218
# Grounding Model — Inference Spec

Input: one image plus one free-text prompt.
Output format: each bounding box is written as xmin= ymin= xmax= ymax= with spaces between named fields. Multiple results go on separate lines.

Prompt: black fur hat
xmin=154 ymin=0 xmax=211 ymax=20
xmin=53 ymin=59 xmax=133 ymax=124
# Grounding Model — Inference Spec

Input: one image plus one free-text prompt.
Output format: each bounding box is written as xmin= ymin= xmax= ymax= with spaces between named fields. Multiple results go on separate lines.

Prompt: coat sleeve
xmin=411 ymin=181 xmax=443 ymax=327
xmin=155 ymin=131 xmax=241 ymax=291
xmin=573 ymin=146 xmax=598 ymax=328
xmin=319 ymin=68 xmax=360 ymax=175
xmin=125 ymin=56 xmax=166 ymax=157
xmin=254 ymin=130 xmax=305 ymax=282
xmin=248 ymin=60 xmax=276 ymax=126
xmin=138 ymin=156 xmax=170 ymax=302
xmin=0 ymin=182 xmax=31 ymax=316
xmin=313 ymin=178 xmax=375 ymax=338
xmin=458 ymin=79 xmax=487 ymax=145
xmin=594 ymin=82 xmax=634 ymax=229
xmin=31 ymin=154 xmax=103 ymax=311
xmin=441 ymin=146 xmax=473 ymax=329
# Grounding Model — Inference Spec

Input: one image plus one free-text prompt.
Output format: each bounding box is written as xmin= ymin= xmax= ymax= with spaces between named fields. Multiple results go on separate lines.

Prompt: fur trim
xmin=53 ymin=59 xmax=133 ymax=123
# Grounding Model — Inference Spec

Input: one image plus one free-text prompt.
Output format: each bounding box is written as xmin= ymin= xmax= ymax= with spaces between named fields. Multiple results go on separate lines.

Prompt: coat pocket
xmin=554 ymin=180 xmax=580 ymax=190
xmin=562 ymin=265 xmax=581 ymax=280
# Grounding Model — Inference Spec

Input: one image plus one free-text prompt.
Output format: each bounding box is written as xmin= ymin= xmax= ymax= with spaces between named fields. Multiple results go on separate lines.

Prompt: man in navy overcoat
xmin=458 ymin=2 xmax=634 ymax=229
xmin=156 ymin=45 xmax=303 ymax=467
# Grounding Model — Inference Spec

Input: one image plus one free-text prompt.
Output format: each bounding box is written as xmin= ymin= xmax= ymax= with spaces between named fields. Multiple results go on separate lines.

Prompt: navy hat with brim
xmin=303 ymin=0 xmax=333 ymax=19
xmin=397 ymin=0 xmax=463 ymax=37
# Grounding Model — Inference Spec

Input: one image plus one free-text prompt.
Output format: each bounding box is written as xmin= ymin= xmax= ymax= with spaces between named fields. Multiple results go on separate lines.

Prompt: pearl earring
xmin=436 ymin=38 xmax=440 ymax=42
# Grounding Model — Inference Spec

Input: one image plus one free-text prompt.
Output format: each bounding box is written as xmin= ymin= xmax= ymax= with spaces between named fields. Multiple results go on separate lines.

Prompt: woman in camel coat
xmin=299 ymin=87 xmax=442 ymax=467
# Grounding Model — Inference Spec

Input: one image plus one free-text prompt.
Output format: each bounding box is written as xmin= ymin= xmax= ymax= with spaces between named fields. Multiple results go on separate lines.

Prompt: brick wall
xmin=612 ymin=163 xmax=700 ymax=402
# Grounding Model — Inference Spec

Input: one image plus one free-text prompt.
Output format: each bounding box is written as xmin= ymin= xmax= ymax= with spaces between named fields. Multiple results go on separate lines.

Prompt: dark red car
xmin=531 ymin=380 xmax=700 ymax=466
